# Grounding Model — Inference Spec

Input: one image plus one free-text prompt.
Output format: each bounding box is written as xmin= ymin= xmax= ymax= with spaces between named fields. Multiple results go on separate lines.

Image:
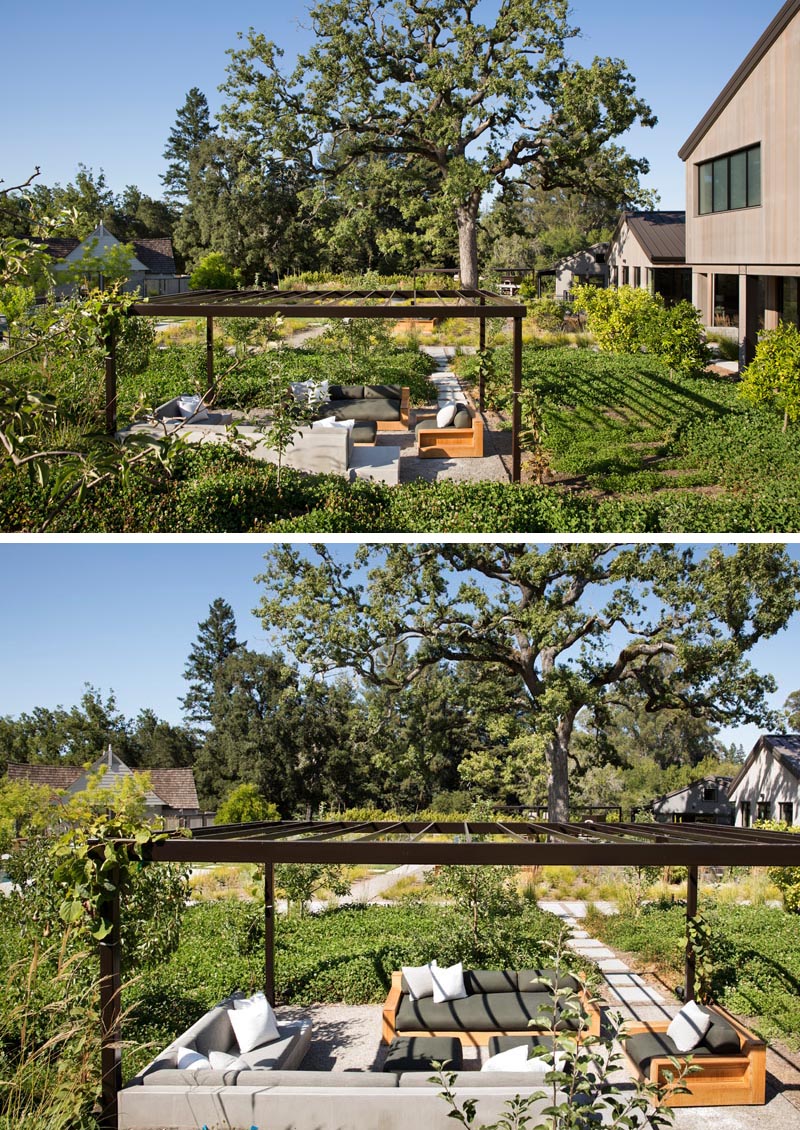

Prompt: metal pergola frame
xmin=98 ymin=817 xmax=800 ymax=1123
xmin=110 ymin=286 xmax=528 ymax=481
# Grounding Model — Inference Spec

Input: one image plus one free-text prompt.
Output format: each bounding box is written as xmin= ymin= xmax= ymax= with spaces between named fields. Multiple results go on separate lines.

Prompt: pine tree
xmin=161 ymin=87 xmax=214 ymax=202
xmin=181 ymin=597 xmax=244 ymax=727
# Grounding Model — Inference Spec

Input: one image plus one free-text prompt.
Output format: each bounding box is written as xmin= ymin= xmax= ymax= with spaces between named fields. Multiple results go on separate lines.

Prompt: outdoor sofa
xmin=382 ymin=967 xmax=600 ymax=1047
xmin=317 ymin=383 xmax=410 ymax=431
xmin=622 ymin=1002 xmax=766 ymax=1106
xmin=414 ymin=402 xmax=484 ymax=458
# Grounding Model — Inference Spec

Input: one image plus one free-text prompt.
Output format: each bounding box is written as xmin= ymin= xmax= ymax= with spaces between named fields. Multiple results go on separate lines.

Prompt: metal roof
xmin=678 ymin=0 xmax=800 ymax=160
xmin=621 ymin=212 xmax=686 ymax=264
xmin=729 ymin=733 xmax=800 ymax=795
xmin=130 ymin=286 xmax=526 ymax=321
xmin=147 ymin=818 xmax=800 ymax=868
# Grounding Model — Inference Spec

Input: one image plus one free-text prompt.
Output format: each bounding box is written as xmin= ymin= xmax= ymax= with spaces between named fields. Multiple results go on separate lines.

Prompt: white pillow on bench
xmin=230 ymin=992 xmax=280 ymax=1053
xmin=666 ymin=999 xmax=711 ymax=1053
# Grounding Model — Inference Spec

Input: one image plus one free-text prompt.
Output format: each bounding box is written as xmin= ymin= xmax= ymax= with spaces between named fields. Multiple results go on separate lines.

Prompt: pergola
xmin=111 ymin=286 xmax=528 ymax=481
xmin=98 ymin=817 xmax=800 ymax=1123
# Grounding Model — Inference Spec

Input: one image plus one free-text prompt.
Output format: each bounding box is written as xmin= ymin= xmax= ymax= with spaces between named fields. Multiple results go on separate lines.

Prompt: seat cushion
xmin=517 ymin=969 xmax=582 ymax=994
xmin=325 ymin=398 xmax=400 ymax=422
xmin=487 ymin=1034 xmax=556 ymax=1058
xmin=383 ymin=1036 xmax=463 ymax=1073
xmin=351 ymin=420 xmax=378 ymax=444
xmin=396 ymin=990 xmax=573 ymax=1032
xmin=328 ymin=385 xmax=364 ymax=400
xmin=625 ymin=1031 xmax=720 ymax=1074
xmin=463 ymin=970 xmax=518 ymax=995
xmin=363 ymin=384 xmax=403 ymax=400
xmin=236 ymin=1069 xmax=399 ymax=1088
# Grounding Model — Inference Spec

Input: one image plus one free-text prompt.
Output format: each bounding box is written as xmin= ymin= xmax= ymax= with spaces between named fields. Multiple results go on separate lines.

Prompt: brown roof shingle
xmin=6 ymin=761 xmax=198 ymax=812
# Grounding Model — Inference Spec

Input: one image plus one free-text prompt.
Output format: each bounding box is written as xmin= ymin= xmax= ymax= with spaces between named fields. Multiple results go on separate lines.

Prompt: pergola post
xmin=205 ymin=316 xmax=215 ymax=400
xmin=478 ymin=297 xmax=486 ymax=412
xmin=264 ymin=862 xmax=275 ymax=1005
xmin=99 ymin=874 xmax=122 ymax=1130
xmin=684 ymin=864 xmax=699 ymax=1002
xmin=511 ymin=314 xmax=523 ymax=483
xmin=104 ymin=329 xmax=117 ymax=435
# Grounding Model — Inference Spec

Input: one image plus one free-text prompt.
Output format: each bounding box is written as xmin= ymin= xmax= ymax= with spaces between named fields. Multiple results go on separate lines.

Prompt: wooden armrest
xmin=382 ymin=972 xmax=404 ymax=1044
xmin=400 ymin=387 xmax=410 ymax=426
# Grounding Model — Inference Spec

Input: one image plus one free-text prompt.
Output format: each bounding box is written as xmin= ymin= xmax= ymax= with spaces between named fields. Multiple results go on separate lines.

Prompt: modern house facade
xmin=679 ymin=0 xmax=800 ymax=363
xmin=727 ymin=734 xmax=800 ymax=827
xmin=46 ymin=222 xmax=187 ymax=297
xmin=6 ymin=747 xmax=201 ymax=825
xmin=607 ymin=212 xmax=691 ymax=305
xmin=651 ymin=776 xmax=734 ymax=825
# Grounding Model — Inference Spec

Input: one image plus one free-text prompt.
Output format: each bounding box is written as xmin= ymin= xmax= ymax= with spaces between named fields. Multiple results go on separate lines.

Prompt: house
xmin=679 ymin=0 xmax=800 ymax=364
xmin=727 ymin=734 xmax=800 ymax=826
xmin=607 ymin=212 xmax=691 ymax=306
xmin=6 ymin=747 xmax=200 ymax=825
xmin=537 ymin=243 xmax=609 ymax=300
xmin=45 ymin=222 xmax=188 ymax=297
xmin=651 ymin=776 xmax=734 ymax=825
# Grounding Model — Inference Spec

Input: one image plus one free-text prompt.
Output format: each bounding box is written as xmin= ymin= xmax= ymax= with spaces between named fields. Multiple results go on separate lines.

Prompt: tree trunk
xmin=456 ymin=203 xmax=480 ymax=289
xmin=546 ymin=716 xmax=575 ymax=822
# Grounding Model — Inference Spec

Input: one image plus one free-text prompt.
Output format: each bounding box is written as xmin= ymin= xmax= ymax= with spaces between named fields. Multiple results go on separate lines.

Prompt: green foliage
xmin=740 ymin=321 xmax=800 ymax=432
xmin=525 ymin=296 xmax=568 ymax=332
xmin=188 ymin=251 xmax=240 ymax=290
xmin=0 ymin=778 xmax=53 ymax=853
xmin=760 ymin=819 xmax=800 ymax=911
xmin=275 ymin=863 xmax=351 ymax=916
xmin=572 ymin=284 xmax=660 ymax=353
xmin=216 ymin=783 xmax=280 ymax=825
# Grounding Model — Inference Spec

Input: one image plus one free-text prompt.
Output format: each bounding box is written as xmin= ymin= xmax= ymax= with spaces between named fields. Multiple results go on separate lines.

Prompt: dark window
xmin=622 ymin=267 xmax=629 ymax=286
xmin=698 ymin=144 xmax=761 ymax=215
xmin=633 ymin=267 xmax=641 ymax=288
xmin=780 ymin=802 xmax=794 ymax=825
xmin=756 ymin=801 xmax=771 ymax=822
xmin=740 ymin=801 xmax=751 ymax=827
xmin=702 ymin=787 xmax=718 ymax=802
xmin=594 ymin=252 xmax=606 ymax=264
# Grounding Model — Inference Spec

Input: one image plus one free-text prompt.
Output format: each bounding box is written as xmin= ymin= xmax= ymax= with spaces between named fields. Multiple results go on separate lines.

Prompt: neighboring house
xmin=727 ymin=734 xmax=800 ymax=827
xmin=45 ymin=221 xmax=188 ymax=297
xmin=6 ymin=747 xmax=200 ymax=824
xmin=607 ymin=212 xmax=691 ymax=305
xmin=652 ymin=776 xmax=734 ymax=825
xmin=537 ymin=243 xmax=609 ymax=300
xmin=679 ymin=0 xmax=800 ymax=363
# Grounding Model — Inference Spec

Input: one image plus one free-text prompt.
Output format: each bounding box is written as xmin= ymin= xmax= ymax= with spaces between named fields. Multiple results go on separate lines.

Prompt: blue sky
xmin=0 ymin=542 xmax=798 ymax=756
xmin=3 ymin=1 xmax=775 ymax=212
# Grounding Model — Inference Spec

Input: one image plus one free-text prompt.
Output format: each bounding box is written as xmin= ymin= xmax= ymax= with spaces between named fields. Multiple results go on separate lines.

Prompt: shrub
xmin=739 ymin=321 xmax=800 ymax=432
xmin=189 ymin=252 xmax=240 ymax=290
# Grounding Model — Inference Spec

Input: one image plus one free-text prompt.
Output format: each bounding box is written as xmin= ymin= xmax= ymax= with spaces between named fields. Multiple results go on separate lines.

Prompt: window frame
xmin=697 ymin=144 xmax=761 ymax=216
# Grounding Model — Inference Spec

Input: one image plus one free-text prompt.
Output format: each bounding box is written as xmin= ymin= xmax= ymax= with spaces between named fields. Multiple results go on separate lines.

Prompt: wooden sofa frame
xmin=382 ymin=971 xmax=601 ymax=1048
xmin=415 ymin=406 xmax=484 ymax=458
xmin=375 ymin=387 xmax=410 ymax=432
xmin=622 ymin=1003 xmax=766 ymax=1107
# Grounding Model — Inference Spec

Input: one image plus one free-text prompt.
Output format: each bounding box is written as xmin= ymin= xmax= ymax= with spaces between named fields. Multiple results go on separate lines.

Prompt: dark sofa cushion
xmin=625 ymin=1031 xmax=719 ymax=1075
xmin=396 ymin=990 xmax=577 ymax=1032
xmin=694 ymin=1006 xmax=741 ymax=1054
xmin=328 ymin=385 xmax=364 ymax=400
xmin=518 ymin=969 xmax=582 ymax=994
xmin=325 ymin=398 xmax=401 ymax=422
xmin=463 ymin=970 xmax=518 ymax=995
xmin=487 ymin=1034 xmax=556 ymax=1057
xmin=363 ymin=384 xmax=403 ymax=400
xmin=453 ymin=406 xmax=472 ymax=429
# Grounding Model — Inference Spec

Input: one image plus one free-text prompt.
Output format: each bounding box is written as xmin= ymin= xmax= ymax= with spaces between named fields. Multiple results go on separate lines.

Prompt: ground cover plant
xmin=585 ymin=900 xmax=800 ymax=1050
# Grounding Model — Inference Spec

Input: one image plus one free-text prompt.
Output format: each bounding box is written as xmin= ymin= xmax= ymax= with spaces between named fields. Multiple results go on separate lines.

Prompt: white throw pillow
xmin=482 ymin=1044 xmax=566 ymax=1074
xmin=312 ymin=416 xmax=355 ymax=431
xmin=431 ymin=960 xmax=467 ymax=1004
xmin=229 ymin=992 xmax=280 ymax=1053
xmin=177 ymin=394 xmax=209 ymax=423
xmin=208 ymin=1049 xmax=249 ymax=1071
xmin=436 ymin=402 xmax=457 ymax=428
xmin=290 ymin=381 xmax=309 ymax=401
xmin=666 ymin=1000 xmax=711 ymax=1053
xmin=402 ymin=962 xmax=435 ymax=1001
xmin=176 ymin=1044 xmax=211 ymax=1071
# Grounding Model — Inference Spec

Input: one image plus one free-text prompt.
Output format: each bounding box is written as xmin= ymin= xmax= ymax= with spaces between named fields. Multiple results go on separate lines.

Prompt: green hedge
xmin=3 ymin=446 xmax=799 ymax=533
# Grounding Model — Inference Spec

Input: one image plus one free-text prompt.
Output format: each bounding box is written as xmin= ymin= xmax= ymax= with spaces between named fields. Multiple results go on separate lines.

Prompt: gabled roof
xmin=654 ymin=775 xmax=733 ymax=804
xmin=5 ymin=753 xmax=198 ymax=812
xmin=728 ymin=734 xmax=800 ymax=796
xmin=616 ymin=211 xmax=686 ymax=264
xmin=679 ymin=1 xmax=800 ymax=159
xmin=41 ymin=233 xmax=175 ymax=274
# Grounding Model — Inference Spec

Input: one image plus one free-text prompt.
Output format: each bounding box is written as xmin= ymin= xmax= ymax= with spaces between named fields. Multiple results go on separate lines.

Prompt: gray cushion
xmin=396 ymin=991 xmax=574 ymax=1032
xmin=453 ymin=407 xmax=471 ymax=429
xmin=487 ymin=1035 xmax=555 ymax=1057
xmin=625 ymin=1031 xmax=721 ymax=1074
xmin=141 ymin=1067 xmax=236 ymax=1087
xmin=326 ymin=398 xmax=401 ymax=422
xmin=383 ymin=1037 xmax=463 ymax=1073
xmin=517 ymin=969 xmax=582 ymax=993
xmin=463 ymin=970 xmax=518 ymax=995
xmin=238 ymin=1022 xmax=311 ymax=1070
xmin=363 ymin=384 xmax=403 ymax=400
xmin=351 ymin=420 xmax=378 ymax=444
xmin=414 ymin=416 xmax=440 ymax=438
xmin=328 ymin=385 xmax=364 ymax=400
xmin=695 ymin=1006 xmax=741 ymax=1055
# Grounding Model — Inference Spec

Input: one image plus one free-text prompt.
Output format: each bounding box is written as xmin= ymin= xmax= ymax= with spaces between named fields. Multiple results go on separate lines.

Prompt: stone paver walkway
xmin=539 ymin=899 xmax=800 ymax=1129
